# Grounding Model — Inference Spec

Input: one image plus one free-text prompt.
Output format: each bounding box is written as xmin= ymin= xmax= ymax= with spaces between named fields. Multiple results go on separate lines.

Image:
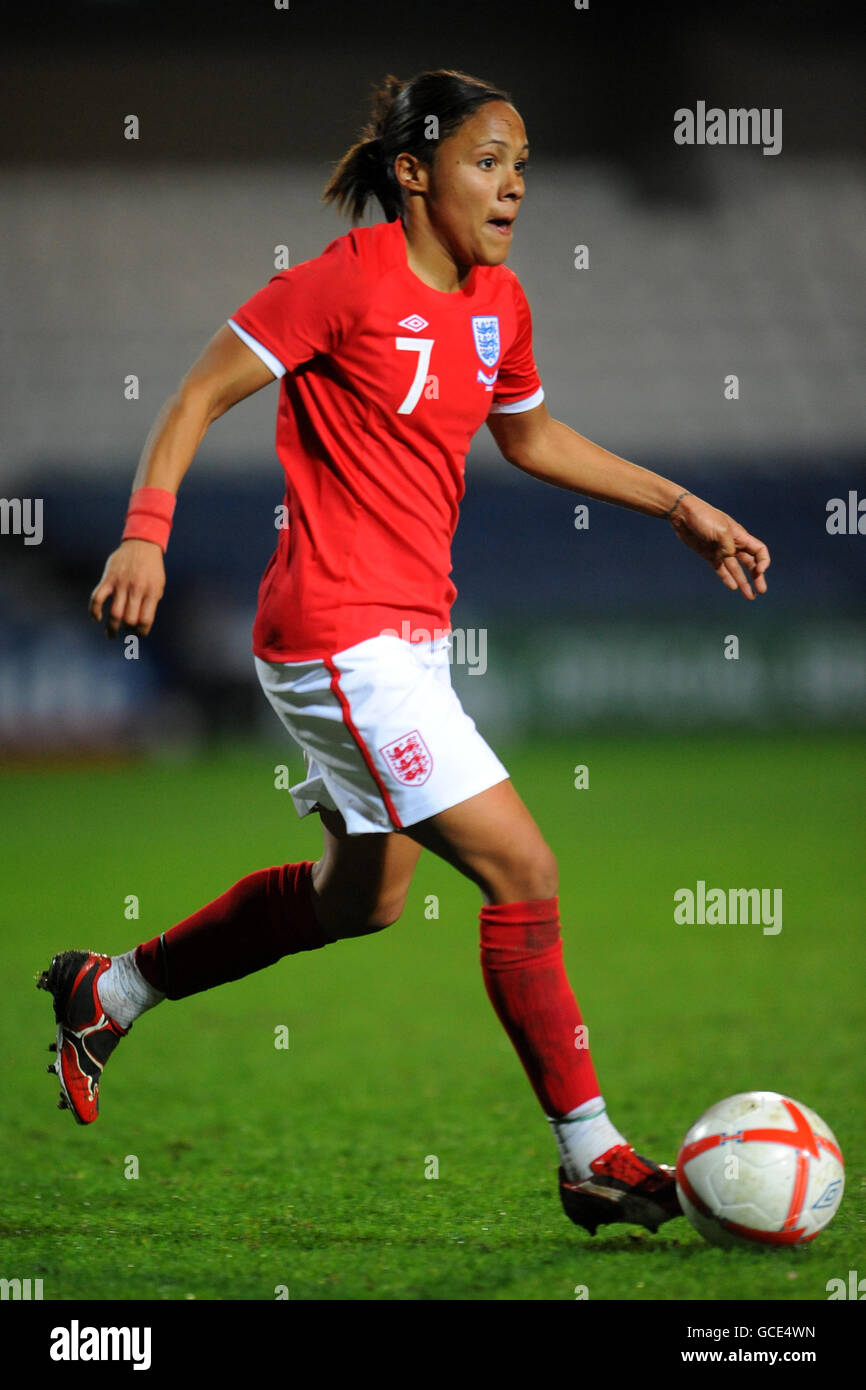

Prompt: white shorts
xmin=255 ymin=633 xmax=509 ymax=835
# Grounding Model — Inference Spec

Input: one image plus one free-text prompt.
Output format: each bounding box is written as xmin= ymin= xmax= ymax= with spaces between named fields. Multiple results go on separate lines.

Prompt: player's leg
xmin=127 ymin=803 xmax=421 ymax=998
xmin=310 ymin=806 xmax=422 ymax=939
xmin=38 ymin=809 xmax=420 ymax=1125
xmin=406 ymin=778 xmax=681 ymax=1234
xmin=405 ymin=776 xmax=557 ymax=903
xmin=37 ymin=637 xmax=429 ymax=1125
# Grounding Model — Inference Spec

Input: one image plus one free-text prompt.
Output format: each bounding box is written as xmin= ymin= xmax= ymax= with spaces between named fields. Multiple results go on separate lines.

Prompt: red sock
xmin=135 ymin=861 xmax=334 ymax=1000
xmin=479 ymin=897 xmax=600 ymax=1117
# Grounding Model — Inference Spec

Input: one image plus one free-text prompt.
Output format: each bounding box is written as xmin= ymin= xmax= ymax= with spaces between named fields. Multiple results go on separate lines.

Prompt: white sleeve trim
xmin=227 ymin=318 xmax=286 ymax=379
xmin=488 ymin=385 xmax=544 ymax=415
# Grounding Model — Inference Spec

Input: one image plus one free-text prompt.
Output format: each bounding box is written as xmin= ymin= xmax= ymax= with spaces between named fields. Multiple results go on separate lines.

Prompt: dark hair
xmin=322 ymin=69 xmax=512 ymax=223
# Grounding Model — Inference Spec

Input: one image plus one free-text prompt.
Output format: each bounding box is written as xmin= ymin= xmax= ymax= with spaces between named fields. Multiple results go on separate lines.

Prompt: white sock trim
xmin=547 ymin=1095 xmax=628 ymax=1182
xmin=97 ymin=949 xmax=165 ymax=1030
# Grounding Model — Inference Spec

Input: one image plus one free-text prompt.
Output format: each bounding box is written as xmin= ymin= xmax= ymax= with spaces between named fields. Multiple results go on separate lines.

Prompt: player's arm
xmin=90 ymin=325 xmax=276 ymax=637
xmin=487 ymin=401 xmax=770 ymax=600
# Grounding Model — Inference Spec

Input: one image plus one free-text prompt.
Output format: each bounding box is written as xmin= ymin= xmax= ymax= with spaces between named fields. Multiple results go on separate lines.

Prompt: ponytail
xmin=322 ymin=131 xmax=400 ymax=223
xmin=322 ymin=69 xmax=511 ymax=223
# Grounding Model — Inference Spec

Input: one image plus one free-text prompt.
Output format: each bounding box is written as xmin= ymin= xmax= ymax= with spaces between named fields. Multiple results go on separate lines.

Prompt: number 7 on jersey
xmin=395 ymin=337 xmax=434 ymax=415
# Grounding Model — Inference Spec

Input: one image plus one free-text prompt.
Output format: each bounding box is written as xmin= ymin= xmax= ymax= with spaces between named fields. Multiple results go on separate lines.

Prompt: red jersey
xmin=228 ymin=216 xmax=544 ymax=661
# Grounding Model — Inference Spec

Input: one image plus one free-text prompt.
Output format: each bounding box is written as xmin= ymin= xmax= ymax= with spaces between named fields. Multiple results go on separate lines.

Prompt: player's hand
xmin=89 ymin=539 xmax=166 ymax=638
xmin=668 ymin=495 xmax=770 ymax=599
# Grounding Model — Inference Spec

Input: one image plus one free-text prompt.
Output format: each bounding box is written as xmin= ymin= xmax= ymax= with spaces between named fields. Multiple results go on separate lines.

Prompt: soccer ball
xmin=676 ymin=1091 xmax=844 ymax=1248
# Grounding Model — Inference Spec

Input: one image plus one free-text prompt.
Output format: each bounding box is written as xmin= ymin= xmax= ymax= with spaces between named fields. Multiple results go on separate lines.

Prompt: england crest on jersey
xmin=472 ymin=315 xmax=500 ymax=369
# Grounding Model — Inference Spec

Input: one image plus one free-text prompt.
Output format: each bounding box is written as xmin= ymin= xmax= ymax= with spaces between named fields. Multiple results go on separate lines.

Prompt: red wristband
xmin=122 ymin=486 xmax=176 ymax=553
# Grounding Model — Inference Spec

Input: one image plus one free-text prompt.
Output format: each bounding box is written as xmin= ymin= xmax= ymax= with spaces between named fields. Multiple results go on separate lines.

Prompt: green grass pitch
xmin=2 ymin=733 xmax=864 ymax=1301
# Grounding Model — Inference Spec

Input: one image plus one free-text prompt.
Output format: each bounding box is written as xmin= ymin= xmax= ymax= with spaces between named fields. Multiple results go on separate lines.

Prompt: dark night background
xmin=1 ymin=0 xmax=864 ymax=750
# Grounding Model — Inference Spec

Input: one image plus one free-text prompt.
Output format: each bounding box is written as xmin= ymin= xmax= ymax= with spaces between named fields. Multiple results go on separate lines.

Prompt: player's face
xmin=426 ymin=101 xmax=529 ymax=268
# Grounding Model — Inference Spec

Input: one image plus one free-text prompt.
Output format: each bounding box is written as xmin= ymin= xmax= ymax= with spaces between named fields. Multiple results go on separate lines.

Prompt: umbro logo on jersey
xmin=397 ymin=314 xmax=429 ymax=333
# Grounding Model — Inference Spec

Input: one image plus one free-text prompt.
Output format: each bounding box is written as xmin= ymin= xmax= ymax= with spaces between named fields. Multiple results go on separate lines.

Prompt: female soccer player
xmin=40 ymin=70 xmax=769 ymax=1236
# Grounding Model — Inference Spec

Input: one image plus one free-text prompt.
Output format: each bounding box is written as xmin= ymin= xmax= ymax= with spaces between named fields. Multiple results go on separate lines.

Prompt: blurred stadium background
xmin=2 ymin=0 xmax=865 ymax=1314
xmin=1 ymin=0 xmax=864 ymax=756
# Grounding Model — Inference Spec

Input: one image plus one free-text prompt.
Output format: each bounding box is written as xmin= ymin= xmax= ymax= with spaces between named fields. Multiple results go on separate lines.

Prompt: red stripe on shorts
xmin=323 ymin=655 xmax=404 ymax=830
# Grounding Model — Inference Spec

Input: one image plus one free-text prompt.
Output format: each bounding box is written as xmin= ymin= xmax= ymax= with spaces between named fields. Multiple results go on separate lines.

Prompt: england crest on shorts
xmin=380 ymin=730 xmax=433 ymax=787
xmin=472 ymin=315 xmax=500 ymax=369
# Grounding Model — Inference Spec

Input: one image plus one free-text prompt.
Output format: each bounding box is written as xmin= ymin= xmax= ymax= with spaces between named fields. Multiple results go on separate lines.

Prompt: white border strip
xmin=227 ymin=318 xmax=286 ymax=379
xmin=488 ymin=385 xmax=545 ymax=415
